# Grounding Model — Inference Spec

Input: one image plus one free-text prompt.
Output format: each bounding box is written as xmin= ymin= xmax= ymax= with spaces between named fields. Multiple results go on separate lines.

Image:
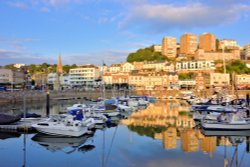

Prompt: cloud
xmin=0 ymin=49 xmax=54 ymax=65
xmin=118 ymin=1 xmax=250 ymax=32
xmin=62 ymin=50 xmax=129 ymax=65
xmin=8 ymin=1 xmax=28 ymax=9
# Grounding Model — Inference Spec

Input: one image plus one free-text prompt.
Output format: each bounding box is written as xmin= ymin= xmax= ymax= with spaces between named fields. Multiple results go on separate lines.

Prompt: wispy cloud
xmin=8 ymin=1 xmax=28 ymax=10
xmin=118 ymin=0 xmax=250 ymax=32
xmin=62 ymin=50 xmax=129 ymax=65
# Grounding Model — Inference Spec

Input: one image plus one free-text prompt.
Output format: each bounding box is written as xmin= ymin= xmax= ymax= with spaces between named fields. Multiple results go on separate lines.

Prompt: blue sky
xmin=0 ymin=0 xmax=249 ymax=65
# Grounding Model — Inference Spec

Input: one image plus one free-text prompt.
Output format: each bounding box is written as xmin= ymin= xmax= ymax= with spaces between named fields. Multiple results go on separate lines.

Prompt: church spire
xmin=57 ymin=53 xmax=63 ymax=74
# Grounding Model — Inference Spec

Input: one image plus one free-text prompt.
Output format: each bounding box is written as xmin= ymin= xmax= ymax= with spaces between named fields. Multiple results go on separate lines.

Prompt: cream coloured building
xmin=103 ymin=72 xmax=113 ymax=85
xmin=108 ymin=64 xmax=121 ymax=73
xmin=162 ymin=36 xmax=176 ymax=58
xmin=153 ymin=45 xmax=162 ymax=52
xmin=195 ymin=48 xmax=240 ymax=61
xmin=121 ymin=62 xmax=134 ymax=72
xmin=210 ymin=73 xmax=230 ymax=87
xmin=235 ymin=74 xmax=250 ymax=88
xmin=142 ymin=61 xmax=167 ymax=72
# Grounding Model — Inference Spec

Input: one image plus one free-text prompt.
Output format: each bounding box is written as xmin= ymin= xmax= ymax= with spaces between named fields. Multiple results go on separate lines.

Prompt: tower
xmin=54 ymin=54 xmax=62 ymax=91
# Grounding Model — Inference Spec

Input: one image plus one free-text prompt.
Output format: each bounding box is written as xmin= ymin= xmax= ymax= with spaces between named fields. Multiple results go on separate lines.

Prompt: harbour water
xmin=0 ymin=100 xmax=250 ymax=167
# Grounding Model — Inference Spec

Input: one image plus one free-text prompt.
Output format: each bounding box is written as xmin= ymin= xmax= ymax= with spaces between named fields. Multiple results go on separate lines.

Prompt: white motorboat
xmin=32 ymin=115 xmax=89 ymax=137
xmin=201 ymin=114 xmax=250 ymax=130
xmin=67 ymin=104 xmax=87 ymax=111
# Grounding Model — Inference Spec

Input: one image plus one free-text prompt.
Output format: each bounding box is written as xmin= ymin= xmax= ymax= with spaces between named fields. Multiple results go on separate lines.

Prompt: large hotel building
xmin=180 ymin=33 xmax=198 ymax=55
xmin=161 ymin=36 xmax=177 ymax=58
xmin=199 ymin=33 xmax=216 ymax=52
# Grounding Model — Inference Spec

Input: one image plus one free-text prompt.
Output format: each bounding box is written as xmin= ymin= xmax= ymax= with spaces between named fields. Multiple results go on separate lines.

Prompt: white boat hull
xmin=32 ymin=124 xmax=88 ymax=137
xmin=201 ymin=121 xmax=250 ymax=130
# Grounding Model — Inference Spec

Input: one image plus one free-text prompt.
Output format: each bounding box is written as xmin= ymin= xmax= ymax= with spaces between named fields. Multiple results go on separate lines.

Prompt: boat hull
xmin=32 ymin=124 xmax=88 ymax=137
xmin=201 ymin=121 xmax=250 ymax=130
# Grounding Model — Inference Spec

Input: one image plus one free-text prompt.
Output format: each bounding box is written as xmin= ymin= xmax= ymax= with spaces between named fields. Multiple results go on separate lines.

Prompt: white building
xmin=176 ymin=60 xmax=215 ymax=72
xmin=69 ymin=64 xmax=100 ymax=87
xmin=47 ymin=73 xmax=70 ymax=86
xmin=219 ymin=39 xmax=239 ymax=50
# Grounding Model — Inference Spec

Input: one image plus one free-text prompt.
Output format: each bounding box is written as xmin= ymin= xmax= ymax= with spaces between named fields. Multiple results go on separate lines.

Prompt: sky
xmin=0 ymin=0 xmax=249 ymax=66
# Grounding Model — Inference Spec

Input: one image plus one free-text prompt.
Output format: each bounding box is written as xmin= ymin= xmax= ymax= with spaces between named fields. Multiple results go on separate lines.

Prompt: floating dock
xmin=0 ymin=118 xmax=46 ymax=132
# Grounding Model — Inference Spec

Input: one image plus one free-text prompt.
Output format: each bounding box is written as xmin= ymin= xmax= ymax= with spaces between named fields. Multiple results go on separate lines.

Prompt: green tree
xmin=218 ymin=60 xmax=250 ymax=74
xmin=127 ymin=46 xmax=167 ymax=62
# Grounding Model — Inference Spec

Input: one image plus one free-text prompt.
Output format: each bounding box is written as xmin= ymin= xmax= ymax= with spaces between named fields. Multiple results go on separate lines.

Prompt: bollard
xmin=46 ymin=91 xmax=50 ymax=117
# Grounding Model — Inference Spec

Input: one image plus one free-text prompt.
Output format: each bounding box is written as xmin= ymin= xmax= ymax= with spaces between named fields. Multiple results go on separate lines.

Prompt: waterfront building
xmin=103 ymin=72 xmax=113 ymax=85
xmin=69 ymin=64 xmax=100 ymax=87
xmin=162 ymin=127 xmax=177 ymax=150
xmin=195 ymin=73 xmax=205 ymax=90
xmin=153 ymin=45 xmax=162 ymax=52
xmin=143 ymin=72 xmax=164 ymax=90
xmin=244 ymin=43 xmax=250 ymax=60
xmin=210 ymin=73 xmax=230 ymax=88
xmin=178 ymin=80 xmax=196 ymax=89
xmin=180 ymin=33 xmax=198 ymax=56
xmin=162 ymin=72 xmax=179 ymax=89
xmin=122 ymin=62 xmax=134 ymax=72
xmin=219 ymin=39 xmax=239 ymax=50
xmin=176 ymin=60 xmax=215 ymax=73
xmin=200 ymin=137 xmax=216 ymax=157
xmin=128 ymin=72 xmax=145 ymax=90
xmin=0 ymin=69 xmax=25 ymax=86
xmin=111 ymin=72 xmax=129 ymax=86
xmin=235 ymin=74 xmax=250 ymax=89
xmin=195 ymin=48 xmax=240 ymax=61
xmin=180 ymin=129 xmax=199 ymax=153
xmin=32 ymin=72 xmax=47 ymax=88
xmin=162 ymin=36 xmax=177 ymax=58
xmin=108 ymin=64 xmax=122 ymax=73
xmin=199 ymin=33 xmax=216 ymax=52
xmin=47 ymin=73 xmax=70 ymax=86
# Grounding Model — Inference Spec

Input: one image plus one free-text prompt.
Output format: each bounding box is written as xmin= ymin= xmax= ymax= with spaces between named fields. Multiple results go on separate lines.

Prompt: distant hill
xmin=127 ymin=46 xmax=167 ymax=62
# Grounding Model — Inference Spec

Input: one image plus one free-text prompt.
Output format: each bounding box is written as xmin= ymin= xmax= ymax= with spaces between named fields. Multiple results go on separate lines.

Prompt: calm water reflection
xmin=0 ymin=100 xmax=250 ymax=167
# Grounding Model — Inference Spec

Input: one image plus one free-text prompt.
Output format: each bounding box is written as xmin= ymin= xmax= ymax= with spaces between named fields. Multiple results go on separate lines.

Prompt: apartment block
xmin=199 ymin=33 xmax=216 ymax=52
xmin=180 ymin=33 xmax=198 ymax=55
xmin=69 ymin=64 xmax=99 ymax=86
xmin=162 ymin=37 xmax=177 ymax=58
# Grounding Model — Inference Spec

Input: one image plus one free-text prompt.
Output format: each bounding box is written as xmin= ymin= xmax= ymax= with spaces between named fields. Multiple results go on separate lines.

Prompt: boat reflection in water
xmin=0 ymin=131 xmax=21 ymax=140
xmin=122 ymin=101 xmax=250 ymax=162
xmin=32 ymin=133 xmax=94 ymax=154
